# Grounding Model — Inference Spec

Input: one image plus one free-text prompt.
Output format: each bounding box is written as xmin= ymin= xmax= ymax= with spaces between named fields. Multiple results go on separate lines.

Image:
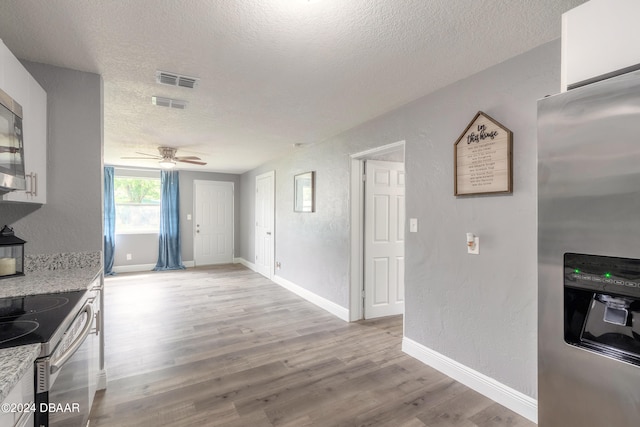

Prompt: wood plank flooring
xmin=89 ymin=265 xmax=535 ymax=427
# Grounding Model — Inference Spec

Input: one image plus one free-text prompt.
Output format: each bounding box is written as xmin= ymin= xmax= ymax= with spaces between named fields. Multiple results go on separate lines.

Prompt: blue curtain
xmin=103 ymin=167 xmax=116 ymax=275
xmin=154 ymin=170 xmax=186 ymax=271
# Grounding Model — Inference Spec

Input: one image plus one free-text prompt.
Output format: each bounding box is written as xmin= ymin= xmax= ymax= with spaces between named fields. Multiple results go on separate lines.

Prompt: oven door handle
xmin=50 ymin=302 xmax=94 ymax=374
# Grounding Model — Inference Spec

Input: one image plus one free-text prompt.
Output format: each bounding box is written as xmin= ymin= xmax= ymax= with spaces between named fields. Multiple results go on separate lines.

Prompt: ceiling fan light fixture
xmin=159 ymin=158 xmax=176 ymax=169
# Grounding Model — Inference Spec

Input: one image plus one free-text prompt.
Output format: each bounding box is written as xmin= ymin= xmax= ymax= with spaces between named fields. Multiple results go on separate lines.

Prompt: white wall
xmin=241 ymin=40 xmax=561 ymax=400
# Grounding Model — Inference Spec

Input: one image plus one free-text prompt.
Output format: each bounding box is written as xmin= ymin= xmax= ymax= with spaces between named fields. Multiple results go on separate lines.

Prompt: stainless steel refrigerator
xmin=538 ymin=70 xmax=640 ymax=426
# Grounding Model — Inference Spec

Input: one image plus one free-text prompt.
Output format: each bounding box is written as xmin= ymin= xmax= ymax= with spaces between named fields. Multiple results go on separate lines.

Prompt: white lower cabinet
xmin=12 ymin=410 xmax=32 ymax=427
xmin=0 ymin=401 xmax=11 ymax=426
xmin=0 ymin=368 xmax=35 ymax=427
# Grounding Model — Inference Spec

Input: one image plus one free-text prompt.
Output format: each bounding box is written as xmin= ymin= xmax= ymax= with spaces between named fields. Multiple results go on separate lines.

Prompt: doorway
xmin=193 ymin=180 xmax=234 ymax=266
xmin=350 ymin=141 xmax=406 ymax=321
xmin=255 ymin=171 xmax=275 ymax=279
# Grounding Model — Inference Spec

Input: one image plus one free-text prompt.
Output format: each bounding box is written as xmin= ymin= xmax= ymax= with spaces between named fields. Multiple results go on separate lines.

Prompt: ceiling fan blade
xmin=174 ymin=156 xmax=202 ymax=161
xmin=132 ymin=151 xmax=162 ymax=158
xmin=177 ymin=159 xmax=207 ymax=165
xmin=121 ymin=156 xmax=161 ymax=159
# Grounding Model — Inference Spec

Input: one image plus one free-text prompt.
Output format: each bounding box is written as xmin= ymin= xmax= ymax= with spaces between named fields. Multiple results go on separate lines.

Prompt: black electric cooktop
xmin=0 ymin=290 xmax=87 ymax=350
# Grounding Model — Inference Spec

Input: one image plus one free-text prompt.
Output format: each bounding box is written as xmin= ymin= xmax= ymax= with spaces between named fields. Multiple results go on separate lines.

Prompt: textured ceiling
xmin=0 ymin=0 xmax=586 ymax=173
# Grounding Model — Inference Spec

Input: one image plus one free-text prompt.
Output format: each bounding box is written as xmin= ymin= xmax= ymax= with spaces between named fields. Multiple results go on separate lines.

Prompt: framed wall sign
xmin=294 ymin=171 xmax=315 ymax=212
xmin=454 ymin=111 xmax=513 ymax=196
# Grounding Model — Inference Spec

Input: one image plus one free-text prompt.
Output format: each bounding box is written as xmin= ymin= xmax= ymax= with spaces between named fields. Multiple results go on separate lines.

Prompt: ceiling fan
xmin=121 ymin=147 xmax=207 ymax=169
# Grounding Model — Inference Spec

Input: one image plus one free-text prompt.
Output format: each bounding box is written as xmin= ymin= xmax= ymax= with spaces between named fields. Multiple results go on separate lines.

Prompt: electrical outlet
xmin=126 ymin=253 xmax=132 ymax=261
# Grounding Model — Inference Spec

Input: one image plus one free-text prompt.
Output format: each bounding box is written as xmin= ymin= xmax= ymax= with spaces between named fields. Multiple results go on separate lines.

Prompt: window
xmin=114 ymin=177 xmax=161 ymax=234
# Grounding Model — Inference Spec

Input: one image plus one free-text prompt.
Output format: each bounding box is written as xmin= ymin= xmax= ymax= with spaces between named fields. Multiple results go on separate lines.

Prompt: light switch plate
xmin=409 ymin=218 xmax=418 ymax=233
xmin=468 ymin=237 xmax=479 ymax=255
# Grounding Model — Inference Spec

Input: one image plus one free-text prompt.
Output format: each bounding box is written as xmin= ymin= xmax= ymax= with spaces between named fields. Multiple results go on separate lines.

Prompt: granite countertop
xmin=0 ymin=266 xmax=102 ymax=299
xmin=0 ymin=251 xmax=103 ymax=404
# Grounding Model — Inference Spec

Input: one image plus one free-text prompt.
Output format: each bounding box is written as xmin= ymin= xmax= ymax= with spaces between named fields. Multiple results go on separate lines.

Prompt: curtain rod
xmin=105 ymin=164 xmax=161 ymax=173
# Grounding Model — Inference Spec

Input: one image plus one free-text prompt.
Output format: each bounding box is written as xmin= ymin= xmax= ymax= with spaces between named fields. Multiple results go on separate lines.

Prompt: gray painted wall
xmin=401 ymin=42 xmax=557 ymax=399
xmin=114 ymin=233 xmax=158 ymax=266
xmin=241 ymin=40 xmax=561 ymax=398
xmin=0 ymin=61 xmax=103 ymax=255
xmin=112 ymin=169 xmax=240 ymax=267
xmin=241 ymin=144 xmax=357 ymax=306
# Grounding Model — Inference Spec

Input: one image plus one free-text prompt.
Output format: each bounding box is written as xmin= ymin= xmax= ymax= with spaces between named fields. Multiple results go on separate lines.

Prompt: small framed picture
xmin=294 ymin=171 xmax=315 ymax=213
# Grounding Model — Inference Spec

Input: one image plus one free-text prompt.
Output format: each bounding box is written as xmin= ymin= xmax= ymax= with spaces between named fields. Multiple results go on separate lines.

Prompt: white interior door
xmin=194 ymin=180 xmax=234 ymax=266
xmin=364 ymin=160 xmax=405 ymax=319
xmin=255 ymin=171 xmax=275 ymax=278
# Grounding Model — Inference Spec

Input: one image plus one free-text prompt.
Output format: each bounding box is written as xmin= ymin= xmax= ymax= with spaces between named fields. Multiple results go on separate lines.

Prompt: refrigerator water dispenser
xmin=564 ymin=253 xmax=640 ymax=366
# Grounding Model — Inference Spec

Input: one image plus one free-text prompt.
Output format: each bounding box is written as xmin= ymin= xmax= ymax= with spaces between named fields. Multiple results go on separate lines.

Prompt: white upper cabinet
xmin=1 ymin=44 xmax=28 ymax=104
xmin=0 ymin=40 xmax=47 ymax=203
xmin=562 ymin=0 xmax=640 ymax=91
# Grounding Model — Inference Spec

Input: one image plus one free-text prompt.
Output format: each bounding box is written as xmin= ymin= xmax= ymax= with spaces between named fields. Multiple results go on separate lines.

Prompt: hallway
xmin=90 ymin=265 xmax=534 ymax=426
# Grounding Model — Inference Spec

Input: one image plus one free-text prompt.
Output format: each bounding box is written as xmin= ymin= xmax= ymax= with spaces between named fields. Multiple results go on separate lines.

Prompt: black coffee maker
xmin=564 ymin=253 xmax=640 ymax=366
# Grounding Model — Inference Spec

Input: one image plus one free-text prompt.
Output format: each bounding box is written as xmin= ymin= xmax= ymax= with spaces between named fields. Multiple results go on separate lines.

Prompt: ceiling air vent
xmin=152 ymin=96 xmax=188 ymax=110
xmin=177 ymin=76 xmax=198 ymax=89
xmin=156 ymin=71 xmax=199 ymax=89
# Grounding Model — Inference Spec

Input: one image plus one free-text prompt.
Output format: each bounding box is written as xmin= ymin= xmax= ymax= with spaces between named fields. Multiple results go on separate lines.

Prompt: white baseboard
xmin=232 ymin=259 xmax=350 ymax=322
xmin=96 ymin=369 xmax=107 ymax=391
xmin=402 ymin=337 xmax=538 ymax=424
xmin=272 ymin=274 xmax=350 ymax=322
xmin=112 ymin=263 xmax=156 ymax=273
xmin=234 ymin=257 xmax=259 ymax=272
xmin=112 ymin=260 xmax=195 ymax=274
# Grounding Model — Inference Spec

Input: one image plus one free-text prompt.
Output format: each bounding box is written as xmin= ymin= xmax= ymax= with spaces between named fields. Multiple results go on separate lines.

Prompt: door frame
xmin=193 ymin=180 xmax=235 ymax=266
xmin=349 ymin=141 xmax=405 ymax=321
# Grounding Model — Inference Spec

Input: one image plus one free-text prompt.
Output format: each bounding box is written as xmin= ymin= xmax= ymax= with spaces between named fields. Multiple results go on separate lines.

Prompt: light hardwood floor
xmin=89 ymin=264 xmax=535 ymax=427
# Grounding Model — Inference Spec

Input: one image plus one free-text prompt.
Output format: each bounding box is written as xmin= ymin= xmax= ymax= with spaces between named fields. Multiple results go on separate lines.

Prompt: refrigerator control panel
xmin=564 ymin=253 xmax=640 ymax=299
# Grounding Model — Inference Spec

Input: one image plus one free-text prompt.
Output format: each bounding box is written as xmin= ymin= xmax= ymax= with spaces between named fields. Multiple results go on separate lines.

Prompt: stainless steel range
xmin=538 ymin=69 xmax=640 ymax=425
xmin=0 ymin=283 xmax=101 ymax=427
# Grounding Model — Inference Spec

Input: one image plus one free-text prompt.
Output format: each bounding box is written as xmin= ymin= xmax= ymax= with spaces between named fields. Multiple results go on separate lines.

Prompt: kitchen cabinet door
xmin=562 ymin=1 xmax=640 ymax=91
xmin=23 ymin=76 xmax=47 ymax=204
xmin=0 ymin=368 xmax=34 ymax=427
xmin=0 ymin=42 xmax=29 ymax=106
xmin=1 ymin=47 xmax=47 ymax=204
